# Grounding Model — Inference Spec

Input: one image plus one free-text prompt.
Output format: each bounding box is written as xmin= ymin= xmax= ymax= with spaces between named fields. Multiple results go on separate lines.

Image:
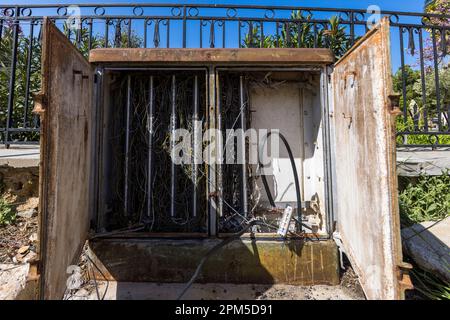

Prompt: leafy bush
xmin=242 ymin=11 xmax=351 ymax=59
xmin=0 ymin=198 xmax=15 ymax=226
xmin=399 ymin=172 xmax=450 ymax=226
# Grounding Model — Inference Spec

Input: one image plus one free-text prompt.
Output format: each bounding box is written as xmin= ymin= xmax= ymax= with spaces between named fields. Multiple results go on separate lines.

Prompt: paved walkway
xmin=0 ymin=145 xmax=40 ymax=168
xmin=397 ymin=150 xmax=450 ymax=176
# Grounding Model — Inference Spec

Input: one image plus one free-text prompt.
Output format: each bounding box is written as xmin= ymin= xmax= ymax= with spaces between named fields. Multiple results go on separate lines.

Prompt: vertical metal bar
xmin=144 ymin=19 xmax=148 ymax=48
xmin=76 ymin=19 xmax=82 ymax=48
xmin=192 ymin=75 xmax=199 ymax=217
xmin=418 ymin=28 xmax=428 ymax=132
xmin=399 ymin=26 xmax=408 ymax=122
xmin=210 ymin=20 xmax=215 ymax=48
xmin=170 ymin=75 xmax=177 ymax=217
xmin=94 ymin=68 xmax=104 ymax=231
xmin=5 ymin=7 xmax=20 ymax=147
xmin=248 ymin=21 xmax=253 ymax=48
xmin=0 ymin=19 xmax=3 ymax=41
xmin=182 ymin=6 xmax=187 ymax=48
xmin=285 ymin=22 xmax=291 ymax=47
xmin=275 ymin=21 xmax=280 ymax=47
xmin=67 ymin=24 xmax=72 ymax=42
xmin=200 ymin=20 xmax=203 ymax=48
xmin=431 ymin=28 xmax=442 ymax=131
xmin=349 ymin=11 xmax=355 ymax=46
xmin=166 ymin=19 xmax=170 ymax=48
xmin=238 ymin=20 xmax=241 ymax=48
xmin=216 ymin=72 xmax=223 ymax=218
xmin=32 ymin=21 xmax=43 ymax=129
xmin=260 ymin=21 xmax=264 ymax=48
xmin=239 ymin=76 xmax=248 ymax=217
xmin=104 ymin=18 xmax=109 ymax=48
xmin=23 ymin=20 xmax=35 ymax=127
xmin=124 ymin=75 xmax=132 ymax=218
xmin=127 ymin=19 xmax=132 ymax=47
xmin=313 ymin=23 xmax=318 ymax=47
xmin=222 ymin=20 xmax=226 ymax=48
xmin=88 ymin=18 xmax=93 ymax=50
xmin=153 ymin=19 xmax=160 ymax=48
xmin=207 ymin=67 xmax=217 ymax=236
xmin=321 ymin=66 xmax=335 ymax=236
xmin=146 ymin=76 xmax=155 ymax=223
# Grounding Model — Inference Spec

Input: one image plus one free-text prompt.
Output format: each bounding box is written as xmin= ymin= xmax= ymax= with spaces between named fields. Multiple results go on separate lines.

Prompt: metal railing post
xmin=5 ymin=6 xmax=20 ymax=148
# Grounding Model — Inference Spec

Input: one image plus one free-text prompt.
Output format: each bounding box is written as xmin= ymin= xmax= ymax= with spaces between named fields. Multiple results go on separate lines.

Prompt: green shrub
xmin=0 ymin=198 xmax=15 ymax=226
xmin=399 ymin=172 xmax=450 ymax=226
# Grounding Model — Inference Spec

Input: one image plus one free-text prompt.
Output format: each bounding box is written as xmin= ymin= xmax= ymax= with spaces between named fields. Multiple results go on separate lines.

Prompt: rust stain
xmin=332 ymin=17 xmax=407 ymax=300
xmin=89 ymin=48 xmax=335 ymax=65
xmin=88 ymin=239 xmax=340 ymax=286
xmin=37 ymin=18 xmax=94 ymax=300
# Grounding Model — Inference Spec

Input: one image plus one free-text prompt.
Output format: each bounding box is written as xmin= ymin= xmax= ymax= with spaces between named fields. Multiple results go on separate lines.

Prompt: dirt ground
xmin=66 ymin=280 xmax=365 ymax=300
xmin=0 ymin=198 xmax=38 ymax=264
xmin=0 ymin=165 xmax=39 ymax=264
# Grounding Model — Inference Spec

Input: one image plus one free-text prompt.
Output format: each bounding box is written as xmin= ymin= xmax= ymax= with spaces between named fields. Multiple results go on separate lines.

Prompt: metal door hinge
xmin=32 ymin=92 xmax=46 ymax=114
xmin=388 ymin=93 xmax=402 ymax=116
xmin=27 ymin=260 xmax=40 ymax=282
xmin=397 ymin=262 xmax=414 ymax=292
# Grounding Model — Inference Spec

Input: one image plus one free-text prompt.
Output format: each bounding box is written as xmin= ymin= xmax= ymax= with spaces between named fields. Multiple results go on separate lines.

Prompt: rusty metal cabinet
xmin=34 ymin=17 xmax=410 ymax=300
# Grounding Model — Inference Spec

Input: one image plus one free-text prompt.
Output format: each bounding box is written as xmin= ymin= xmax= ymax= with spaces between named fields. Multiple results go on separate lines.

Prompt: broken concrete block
xmin=17 ymin=208 xmax=37 ymax=219
xmin=17 ymin=246 xmax=30 ymax=255
xmin=402 ymin=217 xmax=450 ymax=283
xmin=0 ymin=264 xmax=30 ymax=300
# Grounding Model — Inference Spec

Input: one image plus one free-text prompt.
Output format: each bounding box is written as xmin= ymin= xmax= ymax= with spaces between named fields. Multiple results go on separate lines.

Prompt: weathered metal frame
xmin=331 ymin=18 xmax=410 ymax=299
xmin=214 ymin=65 xmax=330 ymax=238
xmin=93 ymin=66 xmax=210 ymax=236
xmin=91 ymin=54 xmax=333 ymax=238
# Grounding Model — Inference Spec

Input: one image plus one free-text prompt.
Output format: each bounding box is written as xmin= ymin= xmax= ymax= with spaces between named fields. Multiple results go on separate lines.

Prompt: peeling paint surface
xmin=331 ymin=18 xmax=403 ymax=300
xmin=38 ymin=19 xmax=93 ymax=300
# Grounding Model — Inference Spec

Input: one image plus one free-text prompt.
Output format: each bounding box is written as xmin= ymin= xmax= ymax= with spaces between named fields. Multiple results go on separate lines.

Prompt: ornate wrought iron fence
xmin=0 ymin=3 xmax=449 ymax=147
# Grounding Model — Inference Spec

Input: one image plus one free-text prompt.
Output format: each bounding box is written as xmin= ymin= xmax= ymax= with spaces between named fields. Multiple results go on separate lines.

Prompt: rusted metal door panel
xmin=331 ymin=18 xmax=408 ymax=300
xmin=35 ymin=19 xmax=93 ymax=299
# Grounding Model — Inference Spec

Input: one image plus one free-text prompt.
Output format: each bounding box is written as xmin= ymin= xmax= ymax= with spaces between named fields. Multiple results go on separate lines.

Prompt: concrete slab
xmin=66 ymin=281 xmax=364 ymax=300
xmin=0 ymin=145 xmax=39 ymax=168
xmin=397 ymin=150 xmax=450 ymax=176
xmin=402 ymin=217 xmax=450 ymax=282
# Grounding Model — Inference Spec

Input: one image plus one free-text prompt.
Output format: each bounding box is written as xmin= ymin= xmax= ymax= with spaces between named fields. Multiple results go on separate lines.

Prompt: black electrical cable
xmin=258 ymin=131 xmax=303 ymax=232
xmin=178 ymin=132 xmax=306 ymax=300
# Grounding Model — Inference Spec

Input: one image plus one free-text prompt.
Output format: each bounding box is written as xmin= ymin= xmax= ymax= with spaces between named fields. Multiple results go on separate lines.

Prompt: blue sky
xmin=2 ymin=1 xmax=432 ymax=70
xmin=0 ymin=1 xmax=428 ymax=12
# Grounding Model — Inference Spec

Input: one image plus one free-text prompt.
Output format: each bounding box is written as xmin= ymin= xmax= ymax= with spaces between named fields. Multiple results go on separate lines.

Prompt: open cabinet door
xmin=331 ymin=17 xmax=411 ymax=300
xmin=34 ymin=19 xmax=94 ymax=299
